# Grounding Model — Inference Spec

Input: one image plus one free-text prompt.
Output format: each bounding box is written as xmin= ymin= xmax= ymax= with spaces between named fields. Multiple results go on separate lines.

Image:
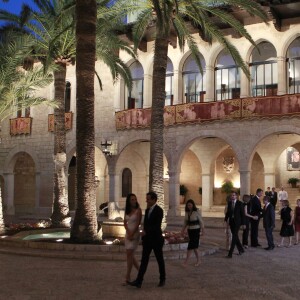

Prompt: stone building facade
xmin=1 ymin=3 xmax=300 ymax=217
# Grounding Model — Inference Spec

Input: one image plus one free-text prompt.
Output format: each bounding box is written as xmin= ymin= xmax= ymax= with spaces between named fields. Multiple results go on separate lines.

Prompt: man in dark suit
xmin=225 ymin=191 xmax=245 ymax=258
xmin=129 ymin=191 xmax=165 ymax=288
xmin=270 ymin=187 xmax=278 ymax=209
xmin=250 ymin=188 xmax=263 ymax=247
xmin=262 ymin=195 xmax=275 ymax=250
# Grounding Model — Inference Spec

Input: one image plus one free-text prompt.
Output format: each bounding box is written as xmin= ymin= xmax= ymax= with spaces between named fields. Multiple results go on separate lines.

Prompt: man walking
xmin=225 ymin=191 xmax=245 ymax=258
xmin=262 ymin=195 xmax=275 ymax=250
xmin=129 ymin=191 xmax=166 ymax=288
xmin=250 ymin=188 xmax=263 ymax=247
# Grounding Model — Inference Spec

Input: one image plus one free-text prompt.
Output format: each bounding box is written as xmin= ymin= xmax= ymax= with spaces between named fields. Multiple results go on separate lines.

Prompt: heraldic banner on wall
xmin=48 ymin=112 xmax=73 ymax=132
xmin=10 ymin=117 xmax=32 ymax=135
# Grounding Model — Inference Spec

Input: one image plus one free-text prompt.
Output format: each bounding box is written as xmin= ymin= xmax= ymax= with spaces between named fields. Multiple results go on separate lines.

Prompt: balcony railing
xmin=115 ymin=94 xmax=300 ymax=130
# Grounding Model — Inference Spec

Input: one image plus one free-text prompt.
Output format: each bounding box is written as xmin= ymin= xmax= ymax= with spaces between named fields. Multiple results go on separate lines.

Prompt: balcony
xmin=115 ymin=94 xmax=300 ymax=130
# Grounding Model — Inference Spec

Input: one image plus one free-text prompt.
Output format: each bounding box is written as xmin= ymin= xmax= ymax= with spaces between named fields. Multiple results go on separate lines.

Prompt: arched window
xmin=125 ymin=61 xmax=144 ymax=109
xmin=122 ymin=168 xmax=132 ymax=197
xmin=165 ymin=58 xmax=174 ymax=106
xmin=65 ymin=81 xmax=71 ymax=112
xmin=287 ymin=37 xmax=300 ymax=94
xmin=215 ymin=50 xmax=240 ymax=100
xmin=182 ymin=54 xmax=206 ymax=103
xmin=250 ymin=42 xmax=278 ymax=97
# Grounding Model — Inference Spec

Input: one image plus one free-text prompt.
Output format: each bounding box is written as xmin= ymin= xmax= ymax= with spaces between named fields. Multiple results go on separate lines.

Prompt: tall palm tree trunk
xmin=70 ymin=0 xmax=98 ymax=242
xmin=51 ymin=66 xmax=71 ymax=228
xmin=150 ymin=35 xmax=169 ymax=226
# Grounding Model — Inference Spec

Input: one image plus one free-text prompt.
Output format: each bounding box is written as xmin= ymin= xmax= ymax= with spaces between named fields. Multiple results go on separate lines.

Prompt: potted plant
xmin=180 ymin=184 xmax=188 ymax=204
xmin=288 ymin=177 xmax=299 ymax=188
xmin=221 ymin=180 xmax=234 ymax=195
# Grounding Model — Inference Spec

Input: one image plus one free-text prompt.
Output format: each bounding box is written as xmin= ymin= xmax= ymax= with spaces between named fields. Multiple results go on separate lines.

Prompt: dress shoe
xmin=158 ymin=280 xmax=165 ymax=287
xmin=238 ymin=250 xmax=244 ymax=255
xmin=226 ymin=254 xmax=232 ymax=258
xmin=257 ymin=243 xmax=262 ymax=247
xmin=128 ymin=280 xmax=142 ymax=288
xmin=264 ymin=247 xmax=271 ymax=250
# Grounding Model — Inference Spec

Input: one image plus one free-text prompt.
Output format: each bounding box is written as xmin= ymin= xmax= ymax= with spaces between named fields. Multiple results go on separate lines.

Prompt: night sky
xmin=0 ymin=0 xmax=38 ymax=14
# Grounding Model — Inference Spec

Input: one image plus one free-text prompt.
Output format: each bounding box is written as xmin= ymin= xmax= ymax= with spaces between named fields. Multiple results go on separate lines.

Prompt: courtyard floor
xmin=0 ymin=217 xmax=299 ymax=300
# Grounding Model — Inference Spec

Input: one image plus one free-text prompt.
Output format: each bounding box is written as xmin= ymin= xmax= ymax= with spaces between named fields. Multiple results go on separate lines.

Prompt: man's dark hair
xmin=256 ymin=188 xmax=263 ymax=194
xmin=147 ymin=191 xmax=158 ymax=201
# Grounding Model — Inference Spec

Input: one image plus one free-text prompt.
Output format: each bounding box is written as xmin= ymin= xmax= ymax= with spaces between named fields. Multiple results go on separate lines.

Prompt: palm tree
xmin=0 ymin=0 xmax=77 ymax=228
xmin=109 ymin=0 xmax=268 ymax=222
xmin=70 ymin=0 xmax=134 ymax=242
xmin=70 ymin=0 xmax=98 ymax=242
xmin=0 ymin=35 xmax=55 ymax=234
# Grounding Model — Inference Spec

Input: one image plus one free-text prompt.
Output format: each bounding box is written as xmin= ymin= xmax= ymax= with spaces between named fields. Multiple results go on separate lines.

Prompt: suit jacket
xmin=263 ymin=203 xmax=275 ymax=229
xmin=225 ymin=200 xmax=245 ymax=227
xmin=143 ymin=204 xmax=163 ymax=243
xmin=250 ymin=195 xmax=262 ymax=217
xmin=270 ymin=191 xmax=277 ymax=206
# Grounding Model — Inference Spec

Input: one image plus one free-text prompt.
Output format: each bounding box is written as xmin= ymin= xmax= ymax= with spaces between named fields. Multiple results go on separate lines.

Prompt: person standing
xmin=250 ymin=188 xmax=263 ymax=247
xmin=278 ymin=187 xmax=288 ymax=204
xmin=265 ymin=187 xmax=271 ymax=197
xmin=123 ymin=193 xmax=142 ymax=285
xmin=181 ymin=199 xmax=204 ymax=266
xmin=270 ymin=187 xmax=278 ymax=209
xmin=262 ymin=196 xmax=275 ymax=250
xmin=225 ymin=191 xmax=245 ymax=258
xmin=242 ymin=194 xmax=258 ymax=248
xmin=278 ymin=200 xmax=294 ymax=247
xmin=129 ymin=191 xmax=166 ymax=288
xmin=294 ymin=199 xmax=300 ymax=245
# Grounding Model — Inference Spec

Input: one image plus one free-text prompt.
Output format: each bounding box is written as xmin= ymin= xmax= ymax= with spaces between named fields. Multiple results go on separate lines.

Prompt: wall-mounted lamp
xmin=101 ymin=140 xmax=113 ymax=157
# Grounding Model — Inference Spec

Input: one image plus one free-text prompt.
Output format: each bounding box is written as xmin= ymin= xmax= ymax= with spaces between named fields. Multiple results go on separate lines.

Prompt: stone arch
xmin=280 ymin=28 xmax=300 ymax=57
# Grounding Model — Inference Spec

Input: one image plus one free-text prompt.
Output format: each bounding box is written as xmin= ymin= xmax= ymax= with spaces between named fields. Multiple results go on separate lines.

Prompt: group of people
xmin=224 ymin=188 xmax=300 ymax=258
xmin=121 ymin=187 xmax=300 ymax=288
xmin=122 ymin=193 xmax=204 ymax=289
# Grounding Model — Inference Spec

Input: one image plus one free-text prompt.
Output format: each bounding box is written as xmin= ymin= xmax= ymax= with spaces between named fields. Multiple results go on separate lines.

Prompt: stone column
xmin=277 ymin=56 xmax=287 ymax=96
xmin=201 ymin=173 xmax=214 ymax=211
xmin=205 ymin=65 xmax=214 ymax=102
xmin=167 ymin=170 xmax=181 ymax=216
xmin=239 ymin=170 xmax=251 ymax=197
xmin=240 ymin=70 xmax=250 ymax=98
xmin=3 ymin=173 xmax=14 ymax=215
xmin=173 ymin=69 xmax=182 ymax=105
xmin=143 ymin=74 xmax=152 ymax=108
xmin=264 ymin=172 xmax=275 ymax=190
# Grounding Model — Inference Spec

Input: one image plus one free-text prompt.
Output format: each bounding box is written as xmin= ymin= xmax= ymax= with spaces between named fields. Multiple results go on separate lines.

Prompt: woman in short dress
xmin=278 ymin=200 xmax=294 ymax=247
xmin=181 ymin=199 xmax=204 ymax=266
xmin=294 ymin=199 xmax=300 ymax=245
xmin=123 ymin=193 xmax=142 ymax=285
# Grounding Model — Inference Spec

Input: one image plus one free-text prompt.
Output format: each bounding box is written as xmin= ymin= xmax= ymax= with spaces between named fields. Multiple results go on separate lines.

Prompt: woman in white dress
xmin=123 ymin=193 xmax=142 ymax=285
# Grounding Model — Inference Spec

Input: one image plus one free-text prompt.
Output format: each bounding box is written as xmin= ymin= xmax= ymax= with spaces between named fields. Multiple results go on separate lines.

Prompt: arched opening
xmin=13 ymin=152 xmax=36 ymax=215
xmin=68 ymin=155 xmax=76 ymax=210
xmin=65 ymin=81 xmax=71 ymax=112
xmin=182 ymin=53 xmax=206 ymax=103
xmin=287 ymin=37 xmax=300 ymax=94
xmin=122 ymin=168 xmax=132 ymax=197
xmin=215 ymin=49 xmax=240 ymax=101
xmin=165 ymin=58 xmax=174 ymax=106
xmin=250 ymin=42 xmax=277 ymax=97
xmin=125 ymin=61 xmax=144 ymax=109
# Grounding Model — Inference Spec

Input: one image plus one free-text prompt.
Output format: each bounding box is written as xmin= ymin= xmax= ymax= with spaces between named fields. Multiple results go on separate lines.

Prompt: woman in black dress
xmin=278 ymin=200 xmax=294 ymax=247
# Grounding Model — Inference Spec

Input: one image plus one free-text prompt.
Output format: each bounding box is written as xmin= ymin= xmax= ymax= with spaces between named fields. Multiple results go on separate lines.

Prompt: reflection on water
xmin=23 ymin=232 xmax=70 ymax=240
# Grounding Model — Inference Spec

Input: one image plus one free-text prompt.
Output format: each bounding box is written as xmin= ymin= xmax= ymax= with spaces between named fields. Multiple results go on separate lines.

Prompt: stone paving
xmin=0 ymin=216 xmax=299 ymax=299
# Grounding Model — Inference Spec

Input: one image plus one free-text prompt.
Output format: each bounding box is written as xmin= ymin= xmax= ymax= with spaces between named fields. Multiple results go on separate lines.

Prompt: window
xmin=65 ymin=81 xmax=71 ymax=112
xmin=125 ymin=61 xmax=144 ymax=109
xmin=122 ymin=168 xmax=132 ymax=197
xmin=287 ymin=37 xmax=300 ymax=94
xmin=165 ymin=58 xmax=174 ymax=106
xmin=182 ymin=54 xmax=206 ymax=103
xmin=250 ymin=42 xmax=278 ymax=97
xmin=215 ymin=50 xmax=240 ymax=100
